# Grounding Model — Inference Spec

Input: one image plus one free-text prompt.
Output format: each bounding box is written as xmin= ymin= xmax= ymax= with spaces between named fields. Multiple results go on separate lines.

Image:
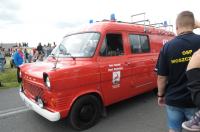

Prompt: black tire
xmin=69 ymin=95 xmax=102 ymax=130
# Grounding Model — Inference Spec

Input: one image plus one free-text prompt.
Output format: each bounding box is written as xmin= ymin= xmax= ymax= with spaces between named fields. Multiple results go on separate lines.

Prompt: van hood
xmin=20 ymin=61 xmax=81 ymax=79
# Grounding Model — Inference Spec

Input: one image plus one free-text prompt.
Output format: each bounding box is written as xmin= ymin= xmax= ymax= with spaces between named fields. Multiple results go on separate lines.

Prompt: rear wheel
xmin=69 ymin=95 xmax=102 ymax=130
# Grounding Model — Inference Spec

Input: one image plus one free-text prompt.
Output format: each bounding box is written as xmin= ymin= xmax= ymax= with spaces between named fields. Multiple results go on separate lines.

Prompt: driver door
xmin=98 ymin=33 xmax=132 ymax=105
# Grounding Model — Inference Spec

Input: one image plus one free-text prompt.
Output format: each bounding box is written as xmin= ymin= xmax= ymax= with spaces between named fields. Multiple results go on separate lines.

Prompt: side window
xmin=129 ymin=34 xmax=150 ymax=53
xmin=140 ymin=35 xmax=149 ymax=52
xmin=100 ymin=33 xmax=124 ymax=56
xmin=129 ymin=35 xmax=141 ymax=53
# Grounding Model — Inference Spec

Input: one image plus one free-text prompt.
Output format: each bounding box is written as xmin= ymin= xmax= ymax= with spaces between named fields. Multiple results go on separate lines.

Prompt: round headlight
xmin=46 ymin=77 xmax=51 ymax=88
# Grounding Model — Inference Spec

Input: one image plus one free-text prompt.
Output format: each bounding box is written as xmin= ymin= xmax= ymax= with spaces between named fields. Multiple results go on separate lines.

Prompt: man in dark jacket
xmin=156 ymin=11 xmax=200 ymax=132
xmin=182 ymin=48 xmax=200 ymax=131
xmin=36 ymin=43 xmax=43 ymax=54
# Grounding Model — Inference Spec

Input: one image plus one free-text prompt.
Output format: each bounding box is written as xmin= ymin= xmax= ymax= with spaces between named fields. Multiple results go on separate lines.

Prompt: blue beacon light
xmin=89 ymin=19 xmax=93 ymax=24
xmin=110 ymin=14 xmax=116 ymax=21
xmin=164 ymin=21 xmax=168 ymax=27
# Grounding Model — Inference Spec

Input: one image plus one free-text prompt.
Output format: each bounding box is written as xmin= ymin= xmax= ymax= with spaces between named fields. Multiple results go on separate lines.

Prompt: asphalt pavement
xmin=0 ymin=88 xmax=190 ymax=132
xmin=0 ymin=88 xmax=25 ymax=111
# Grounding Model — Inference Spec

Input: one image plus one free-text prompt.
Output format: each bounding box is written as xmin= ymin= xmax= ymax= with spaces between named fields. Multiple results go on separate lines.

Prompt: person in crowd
xmin=43 ymin=44 xmax=48 ymax=58
xmin=47 ymin=43 xmax=53 ymax=57
xmin=27 ymin=49 xmax=34 ymax=63
xmin=0 ymin=48 xmax=6 ymax=71
xmin=182 ymin=33 xmax=200 ymax=131
xmin=10 ymin=48 xmax=17 ymax=68
xmin=1 ymin=48 xmax=6 ymax=58
xmin=23 ymin=48 xmax=29 ymax=63
xmin=32 ymin=50 xmax=39 ymax=62
xmin=14 ymin=48 xmax=24 ymax=67
xmin=36 ymin=42 xmax=44 ymax=54
xmin=36 ymin=52 xmax=44 ymax=62
xmin=156 ymin=11 xmax=200 ymax=132
xmin=18 ymin=43 xmax=22 ymax=47
xmin=52 ymin=42 xmax=56 ymax=49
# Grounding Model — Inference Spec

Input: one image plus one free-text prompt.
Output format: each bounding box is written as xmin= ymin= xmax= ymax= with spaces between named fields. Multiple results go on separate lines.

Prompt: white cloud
xmin=0 ymin=0 xmax=200 ymax=46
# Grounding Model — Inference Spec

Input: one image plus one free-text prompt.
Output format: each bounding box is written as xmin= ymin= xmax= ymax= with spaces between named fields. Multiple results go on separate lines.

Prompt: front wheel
xmin=69 ymin=95 xmax=102 ymax=130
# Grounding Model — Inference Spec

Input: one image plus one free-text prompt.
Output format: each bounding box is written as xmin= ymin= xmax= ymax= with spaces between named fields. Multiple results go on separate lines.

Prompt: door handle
xmin=125 ymin=62 xmax=131 ymax=66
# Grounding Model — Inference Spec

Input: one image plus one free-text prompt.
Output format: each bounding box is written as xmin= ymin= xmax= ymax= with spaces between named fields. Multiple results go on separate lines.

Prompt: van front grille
xmin=24 ymin=82 xmax=44 ymax=98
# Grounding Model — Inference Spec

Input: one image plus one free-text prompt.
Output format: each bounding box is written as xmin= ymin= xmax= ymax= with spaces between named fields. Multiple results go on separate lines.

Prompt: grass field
xmin=0 ymin=57 xmax=19 ymax=89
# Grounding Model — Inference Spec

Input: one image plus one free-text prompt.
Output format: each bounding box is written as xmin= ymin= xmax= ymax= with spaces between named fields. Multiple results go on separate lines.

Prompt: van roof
xmin=79 ymin=21 xmax=175 ymax=36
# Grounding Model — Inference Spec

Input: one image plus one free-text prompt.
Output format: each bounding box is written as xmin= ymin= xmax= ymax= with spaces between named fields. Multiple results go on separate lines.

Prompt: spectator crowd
xmin=0 ymin=42 xmax=56 ymax=72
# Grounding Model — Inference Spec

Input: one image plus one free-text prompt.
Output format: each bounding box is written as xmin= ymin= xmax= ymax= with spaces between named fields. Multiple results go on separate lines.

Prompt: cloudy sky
xmin=0 ymin=0 xmax=200 ymax=47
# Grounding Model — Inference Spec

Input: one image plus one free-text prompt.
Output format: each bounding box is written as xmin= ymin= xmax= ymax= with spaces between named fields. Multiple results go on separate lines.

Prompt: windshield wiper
xmin=58 ymin=44 xmax=75 ymax=60
xmin=51 ymin=53 xmax=56 ymax=59
xmin=66 ymin=52 xmax=76 ymax=61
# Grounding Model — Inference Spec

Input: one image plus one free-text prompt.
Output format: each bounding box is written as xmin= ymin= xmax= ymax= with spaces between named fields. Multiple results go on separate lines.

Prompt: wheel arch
xmin=69 ymin=91 xmax=105 ymax=114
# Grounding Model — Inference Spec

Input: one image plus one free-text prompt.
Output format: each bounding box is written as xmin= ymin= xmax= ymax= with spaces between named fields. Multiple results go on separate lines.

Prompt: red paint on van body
xmin=20 ymin=21 xmax=174 ymax=119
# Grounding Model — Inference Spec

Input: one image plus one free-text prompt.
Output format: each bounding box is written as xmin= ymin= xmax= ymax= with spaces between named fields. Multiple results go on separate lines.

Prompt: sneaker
xmin=182 ymin=112 xmax=200 ymax=131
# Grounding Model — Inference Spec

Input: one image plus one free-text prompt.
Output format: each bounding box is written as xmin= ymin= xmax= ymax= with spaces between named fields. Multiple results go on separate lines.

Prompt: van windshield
xmin=51 ymin=32 xmax=100 ymax=58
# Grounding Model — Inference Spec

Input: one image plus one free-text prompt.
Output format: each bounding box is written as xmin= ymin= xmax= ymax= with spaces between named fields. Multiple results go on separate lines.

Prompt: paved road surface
xmin=0 ymin=88 xmax=190 ymax=132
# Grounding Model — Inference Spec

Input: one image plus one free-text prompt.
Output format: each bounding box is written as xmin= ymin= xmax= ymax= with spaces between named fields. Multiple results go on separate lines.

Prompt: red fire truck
xmin=19 ymin=15 xmax=174 ymax=130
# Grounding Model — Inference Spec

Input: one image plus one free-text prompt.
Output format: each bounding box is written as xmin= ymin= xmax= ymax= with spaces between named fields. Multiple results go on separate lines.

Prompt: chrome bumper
xmin=19 ymin=89 xmax=60 ymax=122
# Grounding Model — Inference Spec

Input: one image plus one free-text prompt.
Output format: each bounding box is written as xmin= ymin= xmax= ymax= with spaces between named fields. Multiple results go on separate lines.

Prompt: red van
xmin=19 ymin=20 xmax=174 ymax=130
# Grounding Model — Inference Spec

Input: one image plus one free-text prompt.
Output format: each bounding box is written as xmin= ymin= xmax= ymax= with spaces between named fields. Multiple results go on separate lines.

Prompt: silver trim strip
xmin=136 ymin=82 xmax=153 ymax=88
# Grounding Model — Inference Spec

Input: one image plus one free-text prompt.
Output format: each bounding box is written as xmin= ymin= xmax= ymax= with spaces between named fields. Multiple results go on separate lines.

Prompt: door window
xmin=129 ymin=34 xmax=150 ymax=53
xmin=100 ymin=34 xmax=124 ymax=56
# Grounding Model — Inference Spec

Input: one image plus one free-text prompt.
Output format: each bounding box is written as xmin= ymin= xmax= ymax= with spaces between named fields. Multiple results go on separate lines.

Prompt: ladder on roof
xmin=130 ymin=12 xmax=174 ymax=32
xmin=131 ymin=13 xmax=150 ymax=25
xmin=131 ymin=12 xmax=150 ymax=32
